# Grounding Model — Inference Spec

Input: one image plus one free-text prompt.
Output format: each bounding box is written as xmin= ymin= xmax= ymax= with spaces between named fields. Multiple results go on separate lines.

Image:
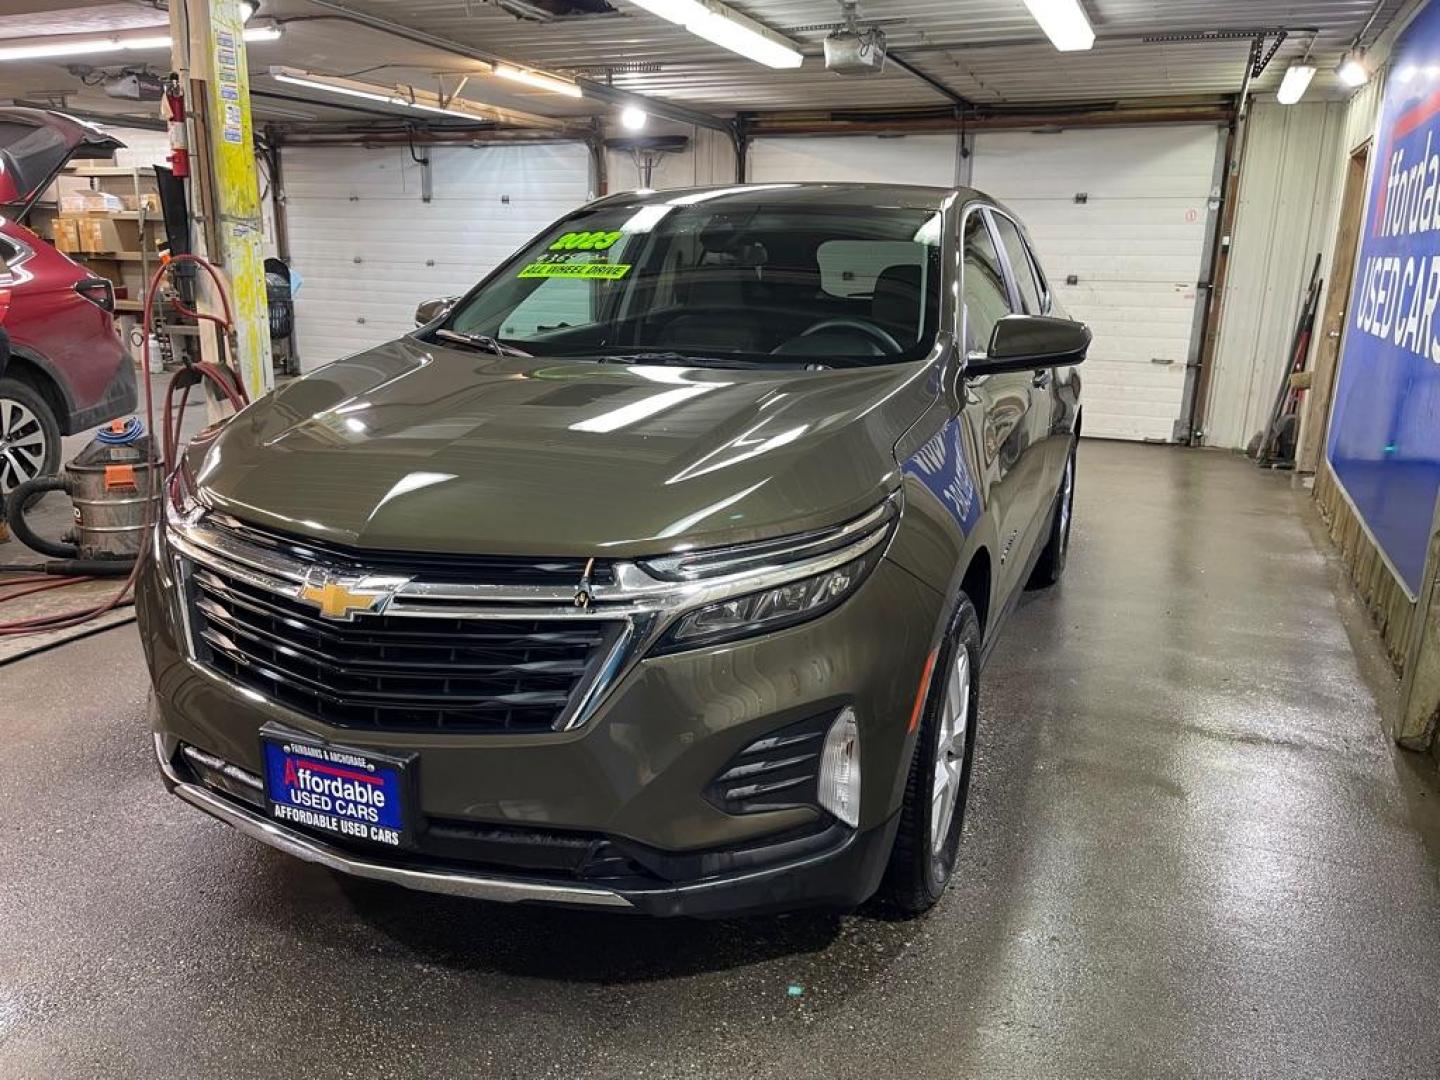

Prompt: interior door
xmin=961 ymin=208 xmax=1042 ymax=595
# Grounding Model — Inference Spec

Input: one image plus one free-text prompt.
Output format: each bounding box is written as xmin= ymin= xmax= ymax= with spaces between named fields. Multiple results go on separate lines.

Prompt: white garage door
xmin=972 ymin=126 xmax=1222 ymax=442
xmin=749 ymin=134 xmax=959 ymax=187
xmin=284 ymin=142 xmax=592 ymax=368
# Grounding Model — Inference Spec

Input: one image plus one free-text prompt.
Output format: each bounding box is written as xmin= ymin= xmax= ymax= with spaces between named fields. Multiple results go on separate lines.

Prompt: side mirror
xmin=971 ymin=315 xmax=1090 ymax=375
xmin=414 ymin=296 xmax=456 ymax=326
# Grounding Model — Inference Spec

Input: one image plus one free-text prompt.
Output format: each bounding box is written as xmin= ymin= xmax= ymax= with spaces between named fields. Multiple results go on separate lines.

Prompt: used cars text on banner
xmin=1330 ymin=0 xmax=1440 ymax=595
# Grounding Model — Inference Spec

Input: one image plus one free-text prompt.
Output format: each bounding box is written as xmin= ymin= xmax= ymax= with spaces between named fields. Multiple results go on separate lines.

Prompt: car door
xmin=987 ymin=209 xmax=1066 ymax=562
xmin=959 ymin=207 xmax=1043 ymax=597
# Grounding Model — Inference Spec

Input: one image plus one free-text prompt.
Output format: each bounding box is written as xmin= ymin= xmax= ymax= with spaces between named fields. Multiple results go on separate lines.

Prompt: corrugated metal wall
xmin=1202 ymin=101 xmax=1349 ymax=450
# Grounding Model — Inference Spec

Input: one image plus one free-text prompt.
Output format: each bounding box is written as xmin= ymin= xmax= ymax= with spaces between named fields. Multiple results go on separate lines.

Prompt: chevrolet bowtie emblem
xmin=296 ymin=574 xmax=407 ymax=621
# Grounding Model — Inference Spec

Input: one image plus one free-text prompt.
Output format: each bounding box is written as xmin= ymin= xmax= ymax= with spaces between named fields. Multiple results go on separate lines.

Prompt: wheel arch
xmin=2 ymin=346 xmax=77 ymax=434
xmin=959 ymin=547 xmax=993 ymax=644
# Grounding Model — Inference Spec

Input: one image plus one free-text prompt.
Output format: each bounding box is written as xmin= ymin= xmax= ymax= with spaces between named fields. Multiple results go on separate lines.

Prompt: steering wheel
xmin=796 ymin=318 xmax=903 ymax=354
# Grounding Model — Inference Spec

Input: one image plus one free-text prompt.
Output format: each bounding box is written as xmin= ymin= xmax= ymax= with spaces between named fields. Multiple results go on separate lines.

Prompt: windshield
xmin=439 ymin=197 xmax=944 ymax=367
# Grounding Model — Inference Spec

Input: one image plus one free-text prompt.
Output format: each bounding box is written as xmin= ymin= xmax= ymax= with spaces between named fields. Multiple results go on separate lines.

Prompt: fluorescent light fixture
xmin=493 ymin=63 xmax=583 ymax=98
xmin=1277 ymin=62 xmax=1316 ymax=105
xmin=0 ymin=25 xmax=277 ymax=60
xmin=626 ymin=0 xmax=803 ymax=70
xmin=628 ymin=0 xmax=710 ymax=23
xmin=273 ymin=69 xmax=473 ymax=118
xmin=0 ymin=38 xmax=126 ymax=61
xmin=268 ymin=65 xmax=571 ymax=129
xmin=621 ymin=105 xmax=647 ymax=130
xmin=1020 ymin=0 xmax=1095 ymax=52
xmin=272 ymin=71 xmax=400 ymax=107
xmin=1336 ymin=48 xmax=1370 ymax=88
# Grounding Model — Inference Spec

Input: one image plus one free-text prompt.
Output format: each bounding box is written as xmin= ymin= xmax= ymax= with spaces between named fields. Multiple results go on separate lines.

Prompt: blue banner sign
xmin=1329 ymin=2 xmax=1440 ymax=595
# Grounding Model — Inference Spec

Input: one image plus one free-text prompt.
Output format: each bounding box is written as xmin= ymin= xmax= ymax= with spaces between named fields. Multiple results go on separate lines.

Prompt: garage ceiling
xmin=0 ymin=0 xmax=1414 ymax=127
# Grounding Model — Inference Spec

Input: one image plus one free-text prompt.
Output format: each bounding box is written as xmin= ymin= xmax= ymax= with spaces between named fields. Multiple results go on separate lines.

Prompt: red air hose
xmin=0 ymin=253 xmax=250 ymax=636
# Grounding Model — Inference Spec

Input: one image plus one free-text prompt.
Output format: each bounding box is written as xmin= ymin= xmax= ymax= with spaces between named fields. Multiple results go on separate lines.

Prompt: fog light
xmin=817 ymin=707 xmax=860 ymax=827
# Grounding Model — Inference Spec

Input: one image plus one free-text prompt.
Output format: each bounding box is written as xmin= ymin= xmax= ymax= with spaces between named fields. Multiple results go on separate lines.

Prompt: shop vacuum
xmin=3 ymin=417 xmax=161 ymax=576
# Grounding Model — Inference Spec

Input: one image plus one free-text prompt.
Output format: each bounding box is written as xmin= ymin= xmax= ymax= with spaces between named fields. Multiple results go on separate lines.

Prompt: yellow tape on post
xmin=203 ymin=0 xmax=272 ymax=401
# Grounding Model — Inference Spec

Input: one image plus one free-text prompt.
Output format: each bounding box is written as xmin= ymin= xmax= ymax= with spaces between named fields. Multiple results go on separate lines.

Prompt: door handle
xmin=1032 ymin=369 xmax=1051 ymax=389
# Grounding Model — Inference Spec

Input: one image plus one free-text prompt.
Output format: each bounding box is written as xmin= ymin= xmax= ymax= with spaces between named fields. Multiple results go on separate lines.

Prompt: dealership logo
xmin=295 ymin=571 xmax=408 ymax=621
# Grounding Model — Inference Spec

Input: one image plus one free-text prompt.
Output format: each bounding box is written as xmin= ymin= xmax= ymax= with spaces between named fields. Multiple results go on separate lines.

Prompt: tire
xmin=1027 ymin=442 xmax=1076 ymax=589
xmin=0 ymin=377 xmax=62 ymax=502
xmin=882 ymin=593 xmax=981 ymax=916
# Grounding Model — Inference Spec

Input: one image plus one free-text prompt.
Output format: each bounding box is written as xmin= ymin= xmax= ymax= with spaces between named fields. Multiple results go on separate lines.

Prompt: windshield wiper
xmin=434 ymin=329 xmax=532 ymax=357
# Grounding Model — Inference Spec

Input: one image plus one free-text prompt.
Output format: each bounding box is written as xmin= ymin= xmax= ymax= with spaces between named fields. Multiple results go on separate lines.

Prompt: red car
xmin=0 ymin=108 xmax=136 ymax=496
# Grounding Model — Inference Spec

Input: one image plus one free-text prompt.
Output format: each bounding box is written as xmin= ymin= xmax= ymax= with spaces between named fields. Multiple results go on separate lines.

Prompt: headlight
xmin=645 ymin=495 xmax=897 ymax=654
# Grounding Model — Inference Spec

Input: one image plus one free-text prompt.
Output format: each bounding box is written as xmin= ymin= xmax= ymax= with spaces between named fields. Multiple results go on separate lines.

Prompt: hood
xmin=190 ymin=337 xmax=939 ymax=558
xmin=0 ymin=108 xmax=125 ymax=220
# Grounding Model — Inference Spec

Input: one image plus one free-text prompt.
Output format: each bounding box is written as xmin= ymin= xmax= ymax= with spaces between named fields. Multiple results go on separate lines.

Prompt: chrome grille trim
xmin=165 ymin=495 xmax=898 ymax=732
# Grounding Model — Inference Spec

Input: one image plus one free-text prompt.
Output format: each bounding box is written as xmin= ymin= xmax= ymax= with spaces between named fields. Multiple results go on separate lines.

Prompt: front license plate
xmin=260 ymin=727 xmax=412 ymax=849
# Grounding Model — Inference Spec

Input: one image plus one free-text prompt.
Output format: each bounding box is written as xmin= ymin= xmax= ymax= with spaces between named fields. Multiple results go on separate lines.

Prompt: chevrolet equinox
xmin=139 ymin=183 xmax=1085 ymax=917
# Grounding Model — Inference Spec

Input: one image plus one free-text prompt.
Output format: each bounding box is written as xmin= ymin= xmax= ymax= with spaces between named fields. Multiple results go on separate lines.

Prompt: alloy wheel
xmin=930 ymin=647 xmax=971 ymax=854
xmin=0 ymin=397 xmax=48 ymax=496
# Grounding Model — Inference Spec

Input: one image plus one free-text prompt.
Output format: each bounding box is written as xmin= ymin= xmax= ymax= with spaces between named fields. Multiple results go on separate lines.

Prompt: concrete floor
xmin=3 ymin=440 xmax=1439 ymax=1079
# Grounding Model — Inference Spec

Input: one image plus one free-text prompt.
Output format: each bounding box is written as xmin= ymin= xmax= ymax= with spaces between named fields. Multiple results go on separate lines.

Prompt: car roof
xmin=587 ymin=182 xmax=981 ymax=213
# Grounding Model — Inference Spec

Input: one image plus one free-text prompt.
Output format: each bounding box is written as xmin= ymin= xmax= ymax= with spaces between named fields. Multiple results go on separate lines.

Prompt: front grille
xmin=206 ymin=514 xmax=616 ymax=587
xmin=186 ymin=563 xmax=625 ymax=733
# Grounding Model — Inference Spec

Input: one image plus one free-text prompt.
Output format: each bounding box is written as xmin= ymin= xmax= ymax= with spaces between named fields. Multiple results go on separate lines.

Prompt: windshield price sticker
xmin=518 ymin=261 xmax=632 ymax=280
xmin=549 ymin=229 xmax=623 ymax=251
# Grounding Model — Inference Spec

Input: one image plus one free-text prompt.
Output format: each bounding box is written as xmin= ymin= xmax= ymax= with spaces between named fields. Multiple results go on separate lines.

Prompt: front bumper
xmin=138 ymin=519 xmax=944 ymax=916
xmin=155 ymin=733 xmax=901 ymax=917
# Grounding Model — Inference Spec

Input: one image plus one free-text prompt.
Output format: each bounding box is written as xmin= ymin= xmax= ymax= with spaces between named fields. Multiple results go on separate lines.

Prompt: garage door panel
xmin=973 ymin=125 xmax=1220 ymax=441
xmin=285 ymin=143 xmax=591 ymax=367
xmin=977 ymin=127 xmax=1219 ymax=199
xmin=749 ymin=135 xmax=958 ymax=187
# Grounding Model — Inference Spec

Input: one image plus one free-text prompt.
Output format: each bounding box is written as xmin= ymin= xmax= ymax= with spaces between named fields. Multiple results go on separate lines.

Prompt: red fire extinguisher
xmin=164 ymin=74 xmax=189 ymax=179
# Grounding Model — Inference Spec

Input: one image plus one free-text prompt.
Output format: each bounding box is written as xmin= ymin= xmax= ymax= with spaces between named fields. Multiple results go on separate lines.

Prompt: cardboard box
xmin=53 ymin=217 xmax=82 ymax=253
xmin=58 ymin=190 xmax=124 ymax=214
xmin=120 ymin=192 xmax=161 ymax=213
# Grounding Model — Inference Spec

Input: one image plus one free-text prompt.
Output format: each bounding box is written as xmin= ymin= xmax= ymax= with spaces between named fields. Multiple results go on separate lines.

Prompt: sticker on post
xmin=518 ymin=261 xmax=631 ymax=280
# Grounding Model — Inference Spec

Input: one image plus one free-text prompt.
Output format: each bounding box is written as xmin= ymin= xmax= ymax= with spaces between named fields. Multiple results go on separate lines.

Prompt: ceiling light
xmin=493 ymin=63 xmax=583 ymax=98
xmin=0 ymin=26 xmax=277 ymax=61
xmin=1020 ymin=0 xmax=1095 ymax=52
xmin=1277 ymin=62 xmax=1316 ymax=105
xmin=626 ymin=0 xmax=803 ymax=70
xmin=628 ymin=0 xmax=711 ymax=24
xmin=0 ymin=38 xmax=127 ymax=61
xmin=272 ymin=71 xmax=400 ymax=107
xmin=620 ymin=105 xmax=647 ymax=130
xmin=1336 ymin=48 xmax=1371 ymax=88
xmin=239 ymin=1 xmax=256 ymax=20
